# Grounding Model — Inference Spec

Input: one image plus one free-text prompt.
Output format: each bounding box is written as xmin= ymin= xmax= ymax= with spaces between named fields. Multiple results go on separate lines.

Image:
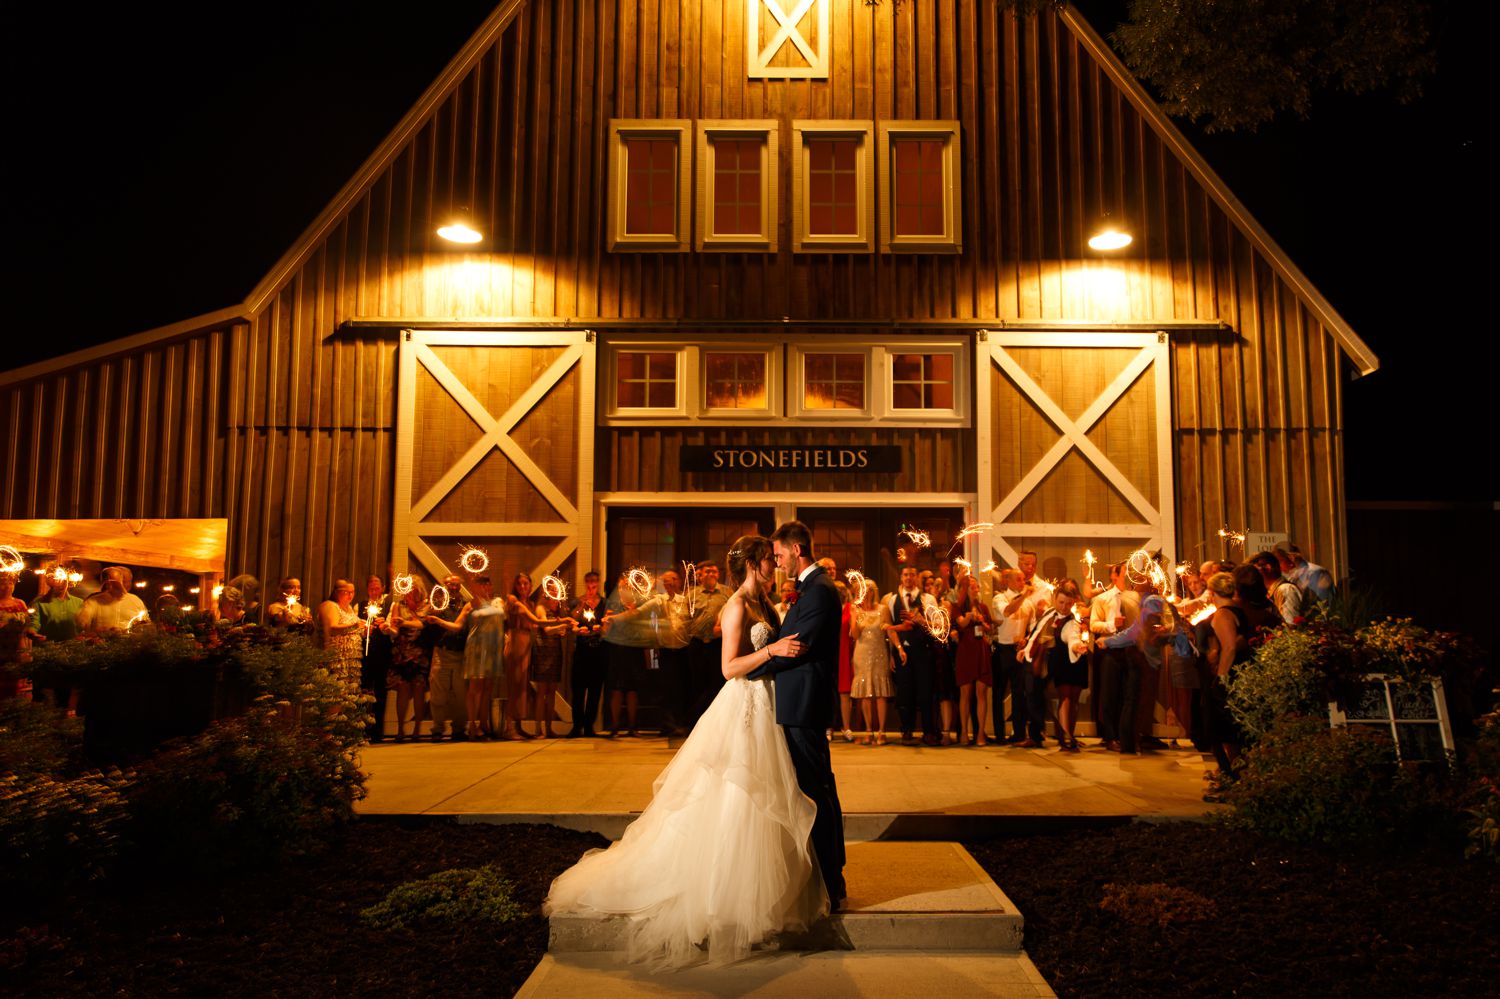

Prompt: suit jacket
xmin=748 ymin=564 xmax=839 ymax=728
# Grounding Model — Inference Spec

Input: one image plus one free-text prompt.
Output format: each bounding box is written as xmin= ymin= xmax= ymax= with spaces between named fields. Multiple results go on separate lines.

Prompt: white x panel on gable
xmin=747 ymin=0 xmax=829 ymax=79
xmin=977 ymin=331 xmax=1176 ymax=571
xmin=393 ymin=330 xmax=595 ymax=588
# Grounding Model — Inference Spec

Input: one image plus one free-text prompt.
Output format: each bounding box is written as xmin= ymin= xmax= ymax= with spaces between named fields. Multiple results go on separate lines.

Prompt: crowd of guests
xmin=1 ymin=541 xmax=1333 ymax=790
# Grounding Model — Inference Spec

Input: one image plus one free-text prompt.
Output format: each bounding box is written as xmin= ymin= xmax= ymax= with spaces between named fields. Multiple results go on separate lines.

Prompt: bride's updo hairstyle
xmin=726 ymin=535 xmax=773 ymax=590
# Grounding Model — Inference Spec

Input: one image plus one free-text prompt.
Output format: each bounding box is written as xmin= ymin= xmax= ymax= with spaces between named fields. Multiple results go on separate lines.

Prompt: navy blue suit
xmin=748 ymin=564 xmax=847 ymax=903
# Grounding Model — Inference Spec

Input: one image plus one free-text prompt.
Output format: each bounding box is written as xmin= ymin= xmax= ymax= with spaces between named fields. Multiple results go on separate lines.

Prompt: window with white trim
xmin=703 ymin=350 xmax=773 ymax=413
xmin=610 ymin=348 xmax=684 ymax=416
xmin=878 ymin=121 xmax=962 ymax=253
xmin=791 ymin=121 xmax=873 ymax=252
xmin=608 ymin=120 xmax=692 ymax=252
xmin=890 ymin=352 xmax=956 ymax=411
xmin=696 ymin=121 xmax=779 ymax=251
xmin=802 ymin=352 xmax=867 ymax=412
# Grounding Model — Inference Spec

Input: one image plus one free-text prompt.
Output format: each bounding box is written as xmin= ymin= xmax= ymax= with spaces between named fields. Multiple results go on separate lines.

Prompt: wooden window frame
xmin=790 ymin=121 xmax=873 ymax=253
xmin=700 ymin=347 xmax=781 ymax=419
xmin=607 ymin=120 xmax=693 ymax=252
xmin=877 ymin=121 xmax=963 ymax=254
xmin=884 ymin=344 xmax=967 ymax=422
xmin=606 ymin=345 xmax=688 ymax=418
xmin=789 ymin=344 xmax=874 ymax=421
xmin=696 ymin=121 xmax=780 ymax=252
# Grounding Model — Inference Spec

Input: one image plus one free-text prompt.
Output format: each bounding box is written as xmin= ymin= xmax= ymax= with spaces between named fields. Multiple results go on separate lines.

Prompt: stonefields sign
xmin=680 ymin=444 xmax=901 ymax=473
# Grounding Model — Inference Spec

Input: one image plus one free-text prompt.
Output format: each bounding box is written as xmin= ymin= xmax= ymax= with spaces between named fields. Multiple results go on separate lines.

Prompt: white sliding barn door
xmin=976 ymin=331 xmax=1175 ymax=580
xmin=393 ymin=331 xmax=595 ymax=591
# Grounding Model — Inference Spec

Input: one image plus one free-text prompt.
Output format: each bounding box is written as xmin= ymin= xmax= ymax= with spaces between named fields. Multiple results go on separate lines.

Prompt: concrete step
xmin=549 ymin=841 xmax=1024 ymax=954
xmin=516 ymin=951 xmax=1056 ymax=998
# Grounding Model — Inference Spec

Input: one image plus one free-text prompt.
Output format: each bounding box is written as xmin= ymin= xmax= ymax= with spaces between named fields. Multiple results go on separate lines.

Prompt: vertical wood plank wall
xmin=0 ymin=2 xmax=1349 ymax=588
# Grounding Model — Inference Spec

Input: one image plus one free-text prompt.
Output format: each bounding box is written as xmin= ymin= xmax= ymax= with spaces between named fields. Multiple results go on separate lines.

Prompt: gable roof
xmin=3 ymin=0 xmax=1376 ymax=386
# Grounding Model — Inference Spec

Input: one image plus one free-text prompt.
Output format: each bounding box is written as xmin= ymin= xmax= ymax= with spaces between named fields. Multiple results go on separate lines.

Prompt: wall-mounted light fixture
xmin=1087 ymin=211 xmax=1133 ymax=252
xmin=437 ymin=207 xmax=484 ymax=244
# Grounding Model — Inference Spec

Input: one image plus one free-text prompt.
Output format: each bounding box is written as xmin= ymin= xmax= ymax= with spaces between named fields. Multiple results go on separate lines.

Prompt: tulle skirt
xmin=543 ymin=676 xmax=827 ymax=969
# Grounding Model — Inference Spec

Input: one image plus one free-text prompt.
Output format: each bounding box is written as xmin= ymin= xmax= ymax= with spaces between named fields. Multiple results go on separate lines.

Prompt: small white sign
xmin=1245 ymin=531 xmax=1287 ymax=555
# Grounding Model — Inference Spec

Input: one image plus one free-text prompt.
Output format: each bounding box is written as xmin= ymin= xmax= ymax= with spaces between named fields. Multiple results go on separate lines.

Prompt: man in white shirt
xmin=990 ymin=568 xmax=1030 ymax=743
xmin=886 ymin=566 xmax=939 ymax=745
xmin=76 ymin=566 xmax=150 ymax=635
xmin=1015 ymin=550 xmax=1054 ymax=616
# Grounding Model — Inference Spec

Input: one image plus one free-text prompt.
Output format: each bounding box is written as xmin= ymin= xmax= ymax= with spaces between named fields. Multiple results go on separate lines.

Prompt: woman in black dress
xmin=1046 ymin=580 xmax=1090 ymax=752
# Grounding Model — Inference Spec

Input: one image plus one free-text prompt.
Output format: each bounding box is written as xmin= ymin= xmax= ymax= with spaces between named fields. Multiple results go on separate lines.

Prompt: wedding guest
xmin=462 ymin=575 xmax=504 ymax=740
xmin=504 ymin=572 xmax=547 ymax=739
xmin=684 ymin=561 xmax=730 ymax=726
xmin=317 ymin=579 xmax=366 ymax=694
xmin=529 ymin=590 xmax=573 ymax=739
xmin=1090 ymin=562 xmax=1132 ymax=749
xmin=567 ymin=571 xmax=607 ymax=737
xmin=1204 ymin=567 xmax=1279 ymax=785
xmin=28 ymin=564 xmax=84 ymax=712
xmin=775 ymin=578 xmax=798 ymax=620
xmin=991 ymin=568 xmax=1030 ymax=743
xmin=950 ymin=573 xmax=994 ymax=746
xmin=266 ymin=576 xmax=314 ymax=633
xmin=834 ymin=578 xmax=856 ymax=743
xmin=1016 ymin=584 xmax=1063 ymax=748
xmin=76 ymin=566 xmax=149 ymax=635
xmin=1275 ymin=543 xmax=1335 ymax=603
xmin=849 ymin=583 xmax=895 ymax=744
xmin=886 ymin=565 xmax=939 ymax=745
xmin=1048 ymin=581 xmax=1090 ymax=752
xmin=225 ymin=573 xmax=262 ymax=625
xmin=384 ymin=580 xmax=432 ymax=742
xmin=1096 ymin=569 xmax=1169 ymax=755
xmin=1252 ymin=551 xmax=1303 ymax=625
xmin=424 ymin=573 xmax=471 ymax=741
xmin=601 ymin=572 xmax=648 ymax=738
xmin=361 ymin=575 xmax=394 ymax=742
xmin=648 ymin=569 xmax=692 ymax=736
xmin=1015 ymin=550 xmax=1054 ymax=615
xmin=0 ymin=572 xmax=34 ymax=701
xmin=926 ymin=574 xmax=958 ymax=744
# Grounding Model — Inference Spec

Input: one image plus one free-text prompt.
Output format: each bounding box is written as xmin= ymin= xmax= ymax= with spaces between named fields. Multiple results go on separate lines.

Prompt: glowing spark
xmin=1217 ymin=526 xmax=1247 ymax=552
xmin=900 ymin=526 xmax=932 ymax=548
xmin=212 ymin=584 xmax=225 ymax=600
xmin=946 ymin=521 xmax=995 ymax=557
xmin=897 ymin=547 xmax=908 ymax=563
xmin=459 ymin=546 xmax=489 ymax=574
xmin=541 ymin=574 xmax=568 ymax=603
xmin=953 ymin=557 xmax=973 ymax=576
xmin=1174 ymin=564 xmax=1190 ymax=576
xmin=125 ymin=610 xmax=149 ymax=631
xmin=0 ymin=545 xmax=24 ymax=574
xmin=392 ymin=574 xmax=415 ymax=596
xmin=1190 ymin=604 xmax=1217 ymax=626
xmin=1072 ymin=603 xmax=1088 ymax=625
xmin=69 ymin=572 xmax=82 ymax=584
xmin=364 ymin=600 xmax=380 ymax=654
xmin=33 ymin=568 xmax=46 ymax=576
xmin=582 ymin=608 xmax=596 ymax=622
xmin=923 ymin=602 xmax=951 ymax=643
xmin=627 ymin=568 xmax=654 ymax=601
xmin=428 ymin=584 xmax=451 ymax=612
xmin=51 ymin=567 xmax=69 ymax=584
xmin=681 ymin=561 xmax=698 ymax=617
xmin=981 ymin=560 xmax=998 ymax=573
xmin=1124 ymin=549 xmax=1168 ymax=589
xmin=845 ymin=570 xmax=870 ymax=606
xmin=285 ymin=594 xmax=299 ymax=607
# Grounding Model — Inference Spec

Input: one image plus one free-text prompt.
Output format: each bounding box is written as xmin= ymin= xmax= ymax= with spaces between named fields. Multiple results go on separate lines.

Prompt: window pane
xmin=892 ymin=137 xmax=947 ymax=238
xmin=704 ymin=352 xmax=767 ymax=410
xmin=833 ymin=202 xmax=856 ymax=235
xmin=647 ymin=353 xmax=675 ymax=379
xmin=715 ymin=169 xmax=737 ymax=204
xmin=926 ymin=382 xmax=954 ymax=409
xmin=617 ymin=352 xmax=643 ymax=379
xmin=832 ymin=138 xmax=857 ymax=172
xmin=929 ymin=353 xmax=954 ymax=381
xmin=646 ymin=381 xmax=676 ymax=408
xmin=617 ymin=380 xmax=644 ymax=408
xmin=835 ymin=380 xmax=864 ymax=410
xmin=892 ymin=383 xmax=921 ymax=409
xmin=810 ymin=205 xmax=832 ymax=233
xmin=891 ymin=354 xmax=922 ymax=381
xmin=833 ymin=354 xmax=862 ymax=380
xmin=626 ymin=138 xmax=678 ymax=237
xmin=809 ymin=140 xmax=833 ymax=171
xmin=806 ymin=355 xmax=833 ymax=382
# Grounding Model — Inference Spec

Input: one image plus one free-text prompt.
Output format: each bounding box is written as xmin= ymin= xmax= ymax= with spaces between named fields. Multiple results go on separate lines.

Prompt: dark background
xmin=3 ymin=1 xmax=1488 ymax=503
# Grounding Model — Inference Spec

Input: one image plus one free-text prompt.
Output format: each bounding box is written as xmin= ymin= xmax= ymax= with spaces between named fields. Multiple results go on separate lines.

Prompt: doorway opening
xmin=795 ymin=506 xmax=966 ymax=595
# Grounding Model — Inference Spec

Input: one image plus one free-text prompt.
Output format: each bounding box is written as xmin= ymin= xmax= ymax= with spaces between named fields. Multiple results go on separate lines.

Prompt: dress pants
xmin=1111 ymin=648 xmax=1147 ymax=753
xmin=428 ymin=647 xmax=467 ymax=736
xmin=894 ymin=639 xmax=935 ymax=736
xmin=687 ymin=637 xmax=725 ymax=725
xmin=360 ymin=657 xmax=391 ymax=741
xmin=655 ymin=646 xmax=690 ymax=731
xmin=569 ymin=642 xmax=607 ymax=733
xmin=783 ymin=724 xmax=847 ymax=902
xmin=1023 ymin=663 xmax=1049 ymax=741
xmin=1095 ymin=648 xmax=1122 ymax=743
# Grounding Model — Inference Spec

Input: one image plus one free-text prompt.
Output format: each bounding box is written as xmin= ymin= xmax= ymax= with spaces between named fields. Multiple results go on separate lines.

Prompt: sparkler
xmin=33 ymin=568 xmax=46 ymax=576
xmin=392 ymin=574 xmax=415 ymax=596
xmin=458 ymin=546 xmax=489 ymax=574
xmin=845 ymin=569 xmax=870 ymax=606
xmin=428 ymin=583 xmax=451 ymax=612
xmin=134 ymin=581 xmax=148 ymax=589
xmin=364 ymin=600 xmax=380 ymax=654
xmin=896 ymin=547 xmax=907 ymax=563
xmin=1217 ymin=526 xmax=1246 ymax=561
xmin=1124 ymin=549 xmax=1168 ymax=591
xmin=981 ymin=560 xmax=998 ymax=574
xmin=626 ymin=567 xmax=654 ymax=602
xmin=923 ymin=602 xmax=951 ymax=643
xmin=0 ymin=546 xmax=24 ymax=574
xmin=212 ymin=583 xmax=225 ymax=600
xmin=541 ymin=574 xmax=568 ymax=603
xmin=1082 ymin=549 xmax=1098 ymax=586
xmin=1190 ymin=603 xmax=1218 ymax=626
xmin=946 ymin=522 xmax=995 ymax=558
xmin=953 ymin=557 xmax=973 ymax=576
xmin=899 ymin=525 xmax=932 ymax=549
xmin=125 ymin=610 xmax=149 ymax=631
xmin=69 ymin=571 xmax=82 ymax=584
xmin=285 ymin=594 xmax=299 ymax=608
xmin=680 ymin=561 xmax=698 ymax=617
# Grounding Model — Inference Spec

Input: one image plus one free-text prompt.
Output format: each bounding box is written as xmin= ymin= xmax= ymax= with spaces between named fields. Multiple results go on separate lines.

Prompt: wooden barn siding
xmin=0 ymin=2 xmax=1350 ymax=584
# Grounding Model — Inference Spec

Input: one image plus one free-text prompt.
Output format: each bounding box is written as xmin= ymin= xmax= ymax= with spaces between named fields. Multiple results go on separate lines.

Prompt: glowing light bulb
xmin=437 ymin=221 xmax=483 ymax=244
xmin=1088 ymin=228 xmax=1132 ymax=251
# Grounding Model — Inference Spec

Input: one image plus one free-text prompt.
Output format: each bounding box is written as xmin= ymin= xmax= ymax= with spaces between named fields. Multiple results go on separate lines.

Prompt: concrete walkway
xmin=358 ymin=735 xmax=1215 ymax=836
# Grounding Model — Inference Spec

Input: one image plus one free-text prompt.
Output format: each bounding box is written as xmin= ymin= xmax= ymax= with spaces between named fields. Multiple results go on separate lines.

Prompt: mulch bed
xmin=6 ymin=819 xmax=1498 ymax=997
xmin=965 ymin=822 xmax=1500 ymax=997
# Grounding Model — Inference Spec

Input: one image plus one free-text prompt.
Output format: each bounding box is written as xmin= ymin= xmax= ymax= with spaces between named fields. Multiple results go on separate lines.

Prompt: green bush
xmin=1226 ymin=626 xmax=1332 ymax=740
xmin=223 ymin=629 xmax=370 ymax=748
xmin=1464 ymin=703 xmax=1500 ymax=862
xmin=360 ymin=866 xmax=524 ymax=932
xmin=1221 ymin=716 xmax=1427 ymax=846
xmin=0 ymin=769 xmax=131 ymax=894
xmin=0 ymin=698 xmax=84 ymax=778
xmin=127 ymin=699 xmax=366 ymax=872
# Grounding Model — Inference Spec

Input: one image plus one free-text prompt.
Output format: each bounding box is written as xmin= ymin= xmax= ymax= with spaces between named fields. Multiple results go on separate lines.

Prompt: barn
xmin=0 ymin=2 xmax=1373 ymax=689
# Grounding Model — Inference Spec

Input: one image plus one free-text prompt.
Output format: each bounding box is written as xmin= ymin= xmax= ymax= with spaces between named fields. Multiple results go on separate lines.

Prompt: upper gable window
xmin=878 ymin=122 xmax=962 ymax=253
xmin=614 ymin=349 xmax=682 ymax=413
xmin=696 ymin=121 xmax=779 ymax=252
xmin=791 ymin=121 xmax=873 ymax=253
xmin=608 ymin=120 xmax=692 ymax=252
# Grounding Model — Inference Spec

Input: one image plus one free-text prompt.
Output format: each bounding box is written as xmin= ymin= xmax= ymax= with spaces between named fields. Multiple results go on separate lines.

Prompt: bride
xmin=542 ymin=535 xmax=827 ymax=968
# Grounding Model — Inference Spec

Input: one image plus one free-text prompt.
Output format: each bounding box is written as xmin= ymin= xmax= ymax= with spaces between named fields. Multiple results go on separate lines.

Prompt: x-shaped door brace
xmin=406 ymin=342 xmax=581 ymax=585
xmin=748 ymin=0 xmax=828 ymax=78
xmin=989 ymin=343 xmax=1162 ymax=560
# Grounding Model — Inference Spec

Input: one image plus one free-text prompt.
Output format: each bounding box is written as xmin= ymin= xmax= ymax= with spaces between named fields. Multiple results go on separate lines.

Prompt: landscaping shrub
xmin=360 ymin=866 xmax=524 ymax=932
xmin=1463 ymin=701 xmax=1500 ymax=862
xmin=0 ymin=698 xmax=84 ymax=778
xmin=0 ymin=768 xmax=131 ymax=895
xmin=127 ymin=698 xmax=366 ymax=873
xmin=1221 ymin=716 xmax=1428 ymax=846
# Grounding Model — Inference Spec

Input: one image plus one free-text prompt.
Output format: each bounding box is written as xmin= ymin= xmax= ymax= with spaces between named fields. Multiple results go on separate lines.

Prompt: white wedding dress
xmin=543 ymin=622 xmax=827 ymax=969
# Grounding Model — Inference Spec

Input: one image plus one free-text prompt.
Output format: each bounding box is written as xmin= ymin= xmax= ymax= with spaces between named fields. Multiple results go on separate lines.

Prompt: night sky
xmin=4 ymin=1 xmax=1486 ymax=502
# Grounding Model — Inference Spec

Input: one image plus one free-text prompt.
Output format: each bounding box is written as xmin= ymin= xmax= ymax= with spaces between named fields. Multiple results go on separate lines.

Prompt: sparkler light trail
xmin=541 ymin=574 xmax=568 ymax=603
xmin=0 ymin=546 xmax=24 ymax=574
xmin=845 ymin=570 xmax=870 ymax=606
xmin=923 ymin=603 xmax=951 ymax=643
xmin=981 ymin=560 xmax=998 ymax=573
xmin=1124 ymin=549 xmax=1168 ymax=591
xmin=428 ymin=583 xmax=451 ymax=612
xmin=945 ymin=522 xmax=994 ymax=558
xmin=681 ymin=561 xmax=698 ymax=617
xmin=392 ymin=574 xmax=415 ymax=596
xmin=627 ymin=568 xmax=654 ymax=602
xmin=899 ymin=525 xmax=932 ymax=548
xmin=364 ymin=601 xmax=381 ymax=654
xmin=459 ymin=546 xmax=490 ymax=574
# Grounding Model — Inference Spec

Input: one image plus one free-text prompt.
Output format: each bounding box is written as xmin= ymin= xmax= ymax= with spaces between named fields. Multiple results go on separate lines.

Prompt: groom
xmin=749 ymin=519 xmax=848 ymax=910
